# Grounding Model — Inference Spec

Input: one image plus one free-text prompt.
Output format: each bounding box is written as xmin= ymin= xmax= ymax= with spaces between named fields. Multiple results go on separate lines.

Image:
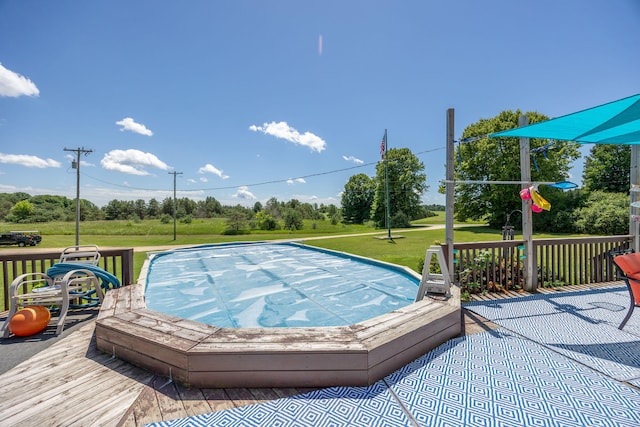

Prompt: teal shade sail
xmin=491 ymin=94 xmax=640 ymax=144
xmin=547 ymin=181 xmax=578 ymax=190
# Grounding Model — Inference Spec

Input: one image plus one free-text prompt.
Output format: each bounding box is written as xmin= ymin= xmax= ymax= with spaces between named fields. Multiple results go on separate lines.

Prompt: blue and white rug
xmin=465 ymin=285 xmax=640 ymax=383
xmin=146 ymin=320 xmax=640 ymax=426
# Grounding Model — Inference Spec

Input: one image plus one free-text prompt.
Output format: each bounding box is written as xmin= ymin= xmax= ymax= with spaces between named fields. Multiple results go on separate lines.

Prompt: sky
xmin=1 ymin=1 xmax=639 ymax=209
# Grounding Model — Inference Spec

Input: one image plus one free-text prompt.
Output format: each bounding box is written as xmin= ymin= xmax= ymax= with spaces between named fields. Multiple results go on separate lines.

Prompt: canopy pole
xmin=631 ymin=145 xmax=640 ymax=252
xmin=519 ymin=115 xmax=535 ymax=291
xmin=445 ymin=109 xmax=455 ymax=287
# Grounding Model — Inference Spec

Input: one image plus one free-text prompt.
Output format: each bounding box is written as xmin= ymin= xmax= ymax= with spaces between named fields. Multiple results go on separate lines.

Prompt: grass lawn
xmin=1 ymin=216 xmax=571 ymax=282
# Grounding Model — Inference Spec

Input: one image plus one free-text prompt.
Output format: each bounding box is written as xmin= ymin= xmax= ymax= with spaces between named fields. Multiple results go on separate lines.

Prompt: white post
xmin=519 ymin=115 xmax=535 ymax=290
xmin=445 ymin=109 xmax=455 ymax=286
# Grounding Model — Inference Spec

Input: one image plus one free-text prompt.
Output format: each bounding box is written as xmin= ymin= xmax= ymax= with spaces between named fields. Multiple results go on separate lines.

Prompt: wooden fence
xmin=0 ymin=248 xmax=134 ymax=311
xmin=450 ymin=235 xmax=632 ymax=295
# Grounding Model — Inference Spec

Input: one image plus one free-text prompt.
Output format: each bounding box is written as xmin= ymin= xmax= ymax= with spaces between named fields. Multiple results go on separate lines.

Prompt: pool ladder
xmin=415 ymin=245 xmax=451 ymax=301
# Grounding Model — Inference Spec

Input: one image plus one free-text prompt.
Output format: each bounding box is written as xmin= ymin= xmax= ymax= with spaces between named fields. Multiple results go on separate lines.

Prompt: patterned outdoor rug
xmin=465 ymin=285 xmax=640 ymax=383
xmin=145 ymin=325 xmax=640 ymax=426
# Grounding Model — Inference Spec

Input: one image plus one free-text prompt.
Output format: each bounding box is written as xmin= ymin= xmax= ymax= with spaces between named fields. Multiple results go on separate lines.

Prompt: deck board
xmin=130 ymin=384 xmax=164 ymax=426
xmin=175 ymin=385 xmax=215 ymax=416
xmin=152 ymin=377 xmax=190 ymax=422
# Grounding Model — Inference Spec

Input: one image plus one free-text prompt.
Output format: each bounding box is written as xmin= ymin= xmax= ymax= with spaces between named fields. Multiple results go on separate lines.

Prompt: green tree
xmin=531 ymin=189 xmax=587 ymax=233
xmin=0 ymin=197 xmax=13 ymax=220
xmin=341 ymin=173 xmax=375 ymax=224
xmin=103 ymin=199 xmax=135 ymax=220
xmin=454 ymin=110 xmax=581 ymax=228
xmin=284 ymin=209 xmax=303 ymax=230
xmin=147 ymin=198 xmax=160 ymax=218
xmin=224 ymin=207 xmax=250 ymax=234
xmin=583 ymin=144 xmax=630 ymax=193
xmin=255 ymin=210 xmax=279 ymax=230
xmin=79 ymin=199 xmax=103 ymax=221
xmin=28 ymin=194 xmax=72 ymax=221
xmin=134 ymin=199 xmax=147 ymax=220
xmin=574 ymin=191 xmax=629 ymax=235
xmin=196 ymin=196 xmax=223 ymax=218
xmin=160 ymin=197 xmax=174 ymax=216
xmin=264 ymin=197 xmax=282 ymax=219
xmin=8 ymin=200 xmax=35 ymax=222
xmin=371 ymin=148 xmax=427 ymax=227
xmin=178 ymin=198 xmax=197 ymax=217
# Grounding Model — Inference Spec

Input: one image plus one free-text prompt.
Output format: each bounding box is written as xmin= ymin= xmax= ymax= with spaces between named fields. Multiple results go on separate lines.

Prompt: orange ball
xmin=9 ymin=306 xmax=51 ymax=337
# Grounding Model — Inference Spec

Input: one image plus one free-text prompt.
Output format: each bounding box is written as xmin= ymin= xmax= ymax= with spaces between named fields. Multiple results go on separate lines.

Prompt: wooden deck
xmin=0 ymin=282 xmax=623 ymax=426
xmin=95 ymin=283 xmax=461 ymax=389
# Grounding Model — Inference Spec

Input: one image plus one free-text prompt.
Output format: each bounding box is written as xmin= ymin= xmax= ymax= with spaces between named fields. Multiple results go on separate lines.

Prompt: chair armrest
xmin=59 ymin=269 xmax=104 ymax=303
xmin=9 ymin=272 xmax=54 ymax=299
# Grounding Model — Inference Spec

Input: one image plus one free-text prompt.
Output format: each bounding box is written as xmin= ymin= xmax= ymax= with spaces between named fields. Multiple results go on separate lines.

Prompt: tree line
xmin=0 ymin=191 xmax=343 ymax=228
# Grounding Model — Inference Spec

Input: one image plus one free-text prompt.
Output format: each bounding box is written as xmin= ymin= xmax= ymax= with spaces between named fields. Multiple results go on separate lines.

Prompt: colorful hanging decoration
xmin=519 ymin=184 xmax=551 ymax=213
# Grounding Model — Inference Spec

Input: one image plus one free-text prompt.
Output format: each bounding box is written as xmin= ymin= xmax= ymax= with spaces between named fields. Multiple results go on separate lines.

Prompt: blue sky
xmin=1 ymin=1 xmax=639 ymax=208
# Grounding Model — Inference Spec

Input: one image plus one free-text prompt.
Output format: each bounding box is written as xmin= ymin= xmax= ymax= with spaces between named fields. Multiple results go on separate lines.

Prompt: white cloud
xmin=286 ymin=178 xmax=306 ymax=185
xmin=343 ymin=155 xmax=364 ymax=164
xmin=233 ymin=186 xmax=256 ymax=200
xmin=100 ymin=149 xmax=170 ymax=175
xmin=0 ymin=63 xmax=39 ymax=97
xmin=249 ymin=121 xmax=326 ymax=152
xmin=0 ymin=153 xmax=60 ymax=168
xmin=198 ymin=163 xmax=229 ymax=179
xmin=115 ymin=117 xmax=153 ymax=136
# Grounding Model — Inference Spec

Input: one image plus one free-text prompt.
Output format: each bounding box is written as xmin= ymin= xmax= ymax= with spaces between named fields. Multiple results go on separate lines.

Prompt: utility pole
xmin=169 ymin=171 xmax=182 ymax=240
xmin=64 ymin=147 xmax=93 ymax=246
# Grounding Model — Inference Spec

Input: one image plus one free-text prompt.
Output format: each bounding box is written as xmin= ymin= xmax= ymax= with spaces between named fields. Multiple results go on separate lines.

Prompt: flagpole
xmin=384 ymin=129 xmax=392 ymax=240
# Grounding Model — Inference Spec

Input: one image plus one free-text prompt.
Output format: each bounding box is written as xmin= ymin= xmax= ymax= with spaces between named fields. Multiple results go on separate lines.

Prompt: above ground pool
xmin=144 ymin=242 xmax=420 ymax=328
xmin=96 ymin=241 xmax=461 ymax=388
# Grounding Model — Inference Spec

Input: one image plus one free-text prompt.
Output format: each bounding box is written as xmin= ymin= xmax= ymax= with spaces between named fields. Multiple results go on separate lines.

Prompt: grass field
xmin=0 ymin=216 xmax=568 ymax=281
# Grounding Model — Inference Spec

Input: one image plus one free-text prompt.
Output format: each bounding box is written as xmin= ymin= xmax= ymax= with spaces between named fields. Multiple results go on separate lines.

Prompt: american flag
xmin=380 ymin=132 xmax=386 ymax=159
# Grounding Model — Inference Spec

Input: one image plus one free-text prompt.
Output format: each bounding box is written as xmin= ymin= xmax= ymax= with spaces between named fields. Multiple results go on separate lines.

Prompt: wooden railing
xmin=0 ymin=248 xmax=134 ymax=311
xmin=0 ymin=236 xmax=633 ymax=311
xmin=449 ymin=235 xmax=632 ymax=294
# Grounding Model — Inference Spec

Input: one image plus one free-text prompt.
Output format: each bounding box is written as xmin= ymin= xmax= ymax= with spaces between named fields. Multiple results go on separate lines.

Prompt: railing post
xmin=122 ymin=248 xmax=134 ymax=286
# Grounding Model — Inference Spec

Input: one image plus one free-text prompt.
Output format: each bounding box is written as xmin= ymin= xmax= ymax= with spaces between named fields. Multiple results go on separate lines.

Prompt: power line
xmin=80 ymin=146 xmax=446 ymax=193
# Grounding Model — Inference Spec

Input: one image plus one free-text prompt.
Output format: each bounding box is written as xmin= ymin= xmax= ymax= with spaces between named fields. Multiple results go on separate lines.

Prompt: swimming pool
xmin=95 ymin=242 xmax=462 ymax=388
xmin=144 ymin=242 xmax=420 ymax=328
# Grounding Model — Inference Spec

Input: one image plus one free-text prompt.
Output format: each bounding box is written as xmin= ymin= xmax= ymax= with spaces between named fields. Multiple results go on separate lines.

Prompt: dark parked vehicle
xmin=0 ymin=231 xmax=42 ymax=247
